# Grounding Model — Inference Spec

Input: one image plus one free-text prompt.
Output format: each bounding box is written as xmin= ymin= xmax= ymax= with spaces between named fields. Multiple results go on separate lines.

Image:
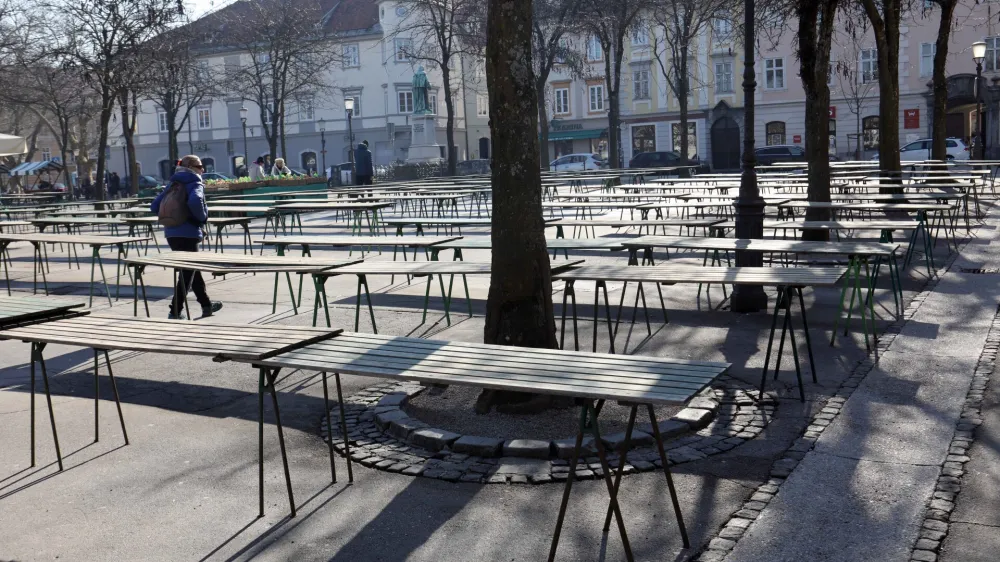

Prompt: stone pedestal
xmin=406 ymin=114 xmax=442 ymax=164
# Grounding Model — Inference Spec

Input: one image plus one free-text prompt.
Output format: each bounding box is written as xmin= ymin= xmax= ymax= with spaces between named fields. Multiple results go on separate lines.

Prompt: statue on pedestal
xmin=412 ymin=66 xmax=432 ymax=115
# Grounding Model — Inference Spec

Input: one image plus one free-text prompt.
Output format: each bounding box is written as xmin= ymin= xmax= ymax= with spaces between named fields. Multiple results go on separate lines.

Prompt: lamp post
xmin=345 ymin=98 xmax=356 ymax=177
xmin=731 ymin=0 xmax=768 ymax=312
xmin=319 ymin=118 xmax=327 ymax=179
xmin=973 ymin=41 xmax=987 ymax=159
xmin=239 ymin=106 xmax=249 ymax=177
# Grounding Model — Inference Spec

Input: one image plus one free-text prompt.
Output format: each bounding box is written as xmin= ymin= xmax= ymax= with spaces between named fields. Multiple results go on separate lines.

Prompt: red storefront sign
xmin=904 ymin=109 xmax=920 ymax=129
xmin=829 ymin=106 xmax=837 ymax=119
xmin=793 ymin=135 xmax=802 ymax=143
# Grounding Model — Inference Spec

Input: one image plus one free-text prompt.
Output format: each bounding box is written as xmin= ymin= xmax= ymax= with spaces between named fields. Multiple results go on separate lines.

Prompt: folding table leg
xmin=335 ymin=372 xmax=354 ymax=482
xmin=760 ymin=288 xmax=784 ymax=397
xmin=603 ymin=405 xmax=638 ymax=531
xmin=321 ymin=372 xmax=337 ymax=484
xmin=795 ymin=287 xmax=818 ymax=383
xmin=258 ymin=367 xmax=296 ymax=517
xmin=646 ymin=404 xmax=690 ymax=548
xmin=94 ymin=349 xmax=129 ymax=445
xmin=32 ymin=343 xmax=63 ymax=471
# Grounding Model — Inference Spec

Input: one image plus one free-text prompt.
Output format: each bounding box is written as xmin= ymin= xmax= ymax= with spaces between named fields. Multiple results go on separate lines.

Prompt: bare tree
xmin=835 ymin=37 xmax=879 ymax=161
xmin=481 ymin=0 xmax=560 ymax=413
xmin=145 ymin=31 xmax=217 ymax=173
xmin=48 ymin=0 xmax=182 ymax=201
xmin=795 ymin=0 xmax=841 ymax=240
xmin=532 ymin=0 xmax=583 ymax=164
xmin=928 ymin=0 xmax=959 ymax=161
xmin=216 ymin=0 xmax=342 ymax=162
xmin=857 ymin=0 xmax=904 ymax=186
xmin=652 ymin=0 xmax=738 ymax=169
xmin=578 ymin=0 xmax=649 ymax=168
xmin=392 ymin=0 xmax=484 ymax=175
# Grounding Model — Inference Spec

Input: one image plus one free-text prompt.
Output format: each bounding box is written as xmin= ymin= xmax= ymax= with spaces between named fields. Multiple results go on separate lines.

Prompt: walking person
xmin=109 ymin=172 xmax=121 ymax=199
xmin=355 ymin=140 xmax=374 ymax=185
xmin=150 ymin=155 xmax=223 ymax=320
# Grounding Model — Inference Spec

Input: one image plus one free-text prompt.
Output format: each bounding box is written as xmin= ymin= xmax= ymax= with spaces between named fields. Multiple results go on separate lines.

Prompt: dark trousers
xmin=167 ymin=237 xmax=211 ymax=314
xmin=356 ymin=175 xmax=373 ymax=185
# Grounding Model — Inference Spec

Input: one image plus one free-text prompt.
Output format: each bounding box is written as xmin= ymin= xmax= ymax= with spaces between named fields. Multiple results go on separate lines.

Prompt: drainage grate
xmin=959 ymin=267 xmax=1000 ymax=274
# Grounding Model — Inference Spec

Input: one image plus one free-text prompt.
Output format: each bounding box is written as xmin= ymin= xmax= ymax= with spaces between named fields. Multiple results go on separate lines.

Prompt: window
xmin=863 ymin=116 xmax=879 ymax=149
xmin=765 ymin=121 xmax=786 ymax=145
xmin=586 ymin=36 xmax=603 ymax=61
xmin=344 ymin=94 xmax=361 ymax=117
xmin=828 ymin=61 xmax=836 ymax=85
xmin=196 ymin=60 xmax=210 ymax=82
xmin=476 ymin=93 xmax=488 ymax=117
xmin=922 ymin=0 xmax=934 ymax=8
xmin=861 ymin=48 xmax=878 ymax=83
xmin=589 ymin=84 xmax=604 ymax=112
xmin=764 ymin=58 xmax=784 ymax=89
xmin=394 ymin=38 xmax=413 ymax=62
xmin=41 ymin=147 xmax=50 ymax=161
xmin=201 ymin=157 xmax=215 ymax=173
xmin=157 ymin=111 xmax=168 ymax=133
xmin=715 ymin=62 xmax=733 ymax=93
xmin=631 ymin=26 xmax=649 ymax=46
xmin=398 ymin=91 xmax=413 ymax=113
xmin=631 ymin=124 xmax=656 ymax=157
xmin=344 ymin=44 xmax=360 ymax=67
xmin=671 ymin=123 xmax=697 ymax=159
xmin=299 ymin=96 xmax=314 ymax=121
xmin=712 ymin=17 xmax=732 ymax=40
xmin=986 ymin=37 xmax=1000 ymax=72
xmin=555 ymin=38 xmax=568 ymax=64
xmin=197 ymin=107 xmax=211 ymax=129
xmin=919 ymin=43 xmax=935 ymax=77
xmin=633 ymin=70 xmax=650 ymax=100
xmin=554 ymin=87 xmax=570 ymax=114
xmin=429 ymin=93 xmax=437 ymax=114
xmin=255 ymin=52 xmax=270 ymax=65
xmin=301 ymin=151 xmax=317 ymax=174
xmin=829 ymin=119 xmax=837 ymax=154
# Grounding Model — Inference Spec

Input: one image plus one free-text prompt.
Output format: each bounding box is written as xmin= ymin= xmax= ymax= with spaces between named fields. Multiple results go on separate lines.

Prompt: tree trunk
xmin=168 ymin=110 xmax=179 ymax=167
xmin=537 ymin=90 xmax=550 ymax=167
xmin=866 ymin=0 xmax=902 ymax=192
xmin=443 ymin=66 xmax=457 ymax=176
xmin=930 ymin=0 xmax=957 ymax=161
xmin=608 ymin=92 xmax=620 ymax=168
xmin=798 ymin=0 xmax=838 ymax=241
xmin=94 ymin=85 xmax=114 ymax=202
xmin=679 ymin=45 xmax=689 ymax=169
xmin=482 ymin=0 xmax=560 ymax=414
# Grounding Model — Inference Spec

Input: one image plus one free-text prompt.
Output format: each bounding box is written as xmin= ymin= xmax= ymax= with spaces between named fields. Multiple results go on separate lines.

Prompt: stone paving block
xmin=376 ymin=393 xmax=409 ymax=407
xmin=601 ymin=430 xmax=654 ymax=450
xmin=552 ymin=437 xmax=598 ymax=460
xmin=374 ymin=409 xmax=409 ymax=430
xmin=407 ymin=428 xmax=461 ymax=451
xmin=387 ymin=418 xmax=429 ymax=441
xmin=452 ymin=435 xmax=503 ymax=457
xmin=502 ymin=439 xmax=552 ymax=459
xmin=673 ymin=408 xmax=714 ymax=429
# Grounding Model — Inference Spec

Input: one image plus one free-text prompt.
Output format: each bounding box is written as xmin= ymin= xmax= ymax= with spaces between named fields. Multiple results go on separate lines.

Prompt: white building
xmin=121 ymin=0 xmax=490 ymax=180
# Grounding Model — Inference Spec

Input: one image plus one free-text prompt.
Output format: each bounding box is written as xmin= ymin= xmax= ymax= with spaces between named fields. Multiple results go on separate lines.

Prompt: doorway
xmin=711 ymin=117 xmax=740 ymax=170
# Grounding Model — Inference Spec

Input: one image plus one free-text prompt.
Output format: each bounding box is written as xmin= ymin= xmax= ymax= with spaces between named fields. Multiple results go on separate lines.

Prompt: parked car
xmin=629 ymin=151 xmax=710 ymax=173
xmin=456 ymin=159 xmax=491 ymax=176
xmin=202 ymin=172 xmax=234 ymax=182
xmin=754 ymin=145 xmax=808 ymax=166
xmin=870 ymin=137 xmax=970 ymax=161
xmin=137 ymin=175 xmax=161 ymax=190
xmin=549 ymin=153 xmax=607 ymax=172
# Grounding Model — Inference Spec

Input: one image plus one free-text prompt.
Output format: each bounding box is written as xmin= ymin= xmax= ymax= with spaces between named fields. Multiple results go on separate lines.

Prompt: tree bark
xmin=930 ymin=0 xmax=957 ymax=161
xmin=863 ymin=0 xmax=902 ymax=192
xmin=483 ymin=0 xmax=559 ymax=413
xmin=443 ymin=66 xmax=457 ymax=176
xmin=797 ymin=0 xmax=838 ymax=241
xmin=537 ymin=90 xmax=550 ymax=166
xmin=678 ymin=44 xmax=689 ymax=169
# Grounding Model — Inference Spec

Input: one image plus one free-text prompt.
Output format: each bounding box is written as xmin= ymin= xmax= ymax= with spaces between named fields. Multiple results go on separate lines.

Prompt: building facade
xmin=119 ymin=0 xmax=490 ymax=181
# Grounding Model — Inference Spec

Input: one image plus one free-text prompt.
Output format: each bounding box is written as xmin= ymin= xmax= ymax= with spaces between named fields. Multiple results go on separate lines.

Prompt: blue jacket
xmin=356 ymin=144 xmax=374 ymax=176
xmin=150 ymin=170 xmax=209 ymax=239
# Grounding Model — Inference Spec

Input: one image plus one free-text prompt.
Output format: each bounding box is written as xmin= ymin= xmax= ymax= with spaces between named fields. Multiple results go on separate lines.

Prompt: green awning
xmin=546 ymin=128 xmax=607 ymax=141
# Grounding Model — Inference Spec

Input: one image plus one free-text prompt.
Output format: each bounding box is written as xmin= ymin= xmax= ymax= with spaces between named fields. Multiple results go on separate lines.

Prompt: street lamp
xmin=239 ymin=105 xmax=249 ymax=177
xmin=318 ymin=118 xmax=327 ymax=179
xmin=731 ymin=0 xmax=767 ymax=312
xmin=345 ymin=98 xmax=356 ymax=177
xmin=973 ymin=41 xmax=987 ymax=159
xmin=119 ymin=135 xmax=127 ymax=196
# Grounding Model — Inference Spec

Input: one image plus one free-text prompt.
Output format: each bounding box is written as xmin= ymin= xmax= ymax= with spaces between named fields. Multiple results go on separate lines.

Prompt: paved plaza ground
xmin=1 ymin=201 xmax=998 ymax=561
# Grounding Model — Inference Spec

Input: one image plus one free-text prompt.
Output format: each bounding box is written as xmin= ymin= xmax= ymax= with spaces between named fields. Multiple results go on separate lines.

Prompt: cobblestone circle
xmin=322 ymin=374 xmax=775 ymax=484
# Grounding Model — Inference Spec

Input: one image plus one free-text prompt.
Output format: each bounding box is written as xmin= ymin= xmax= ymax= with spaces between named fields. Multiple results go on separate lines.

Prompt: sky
xmin=185 ymin=0 xmax=235 ymax=19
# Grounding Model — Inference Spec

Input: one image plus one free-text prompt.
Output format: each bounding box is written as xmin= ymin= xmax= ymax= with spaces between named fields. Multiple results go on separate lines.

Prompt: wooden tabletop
xmin=554 ymin=264 xmax=848 ymax=287
xmin=712 ymin=220 xmax=920 ymax=231
xmin=548 ymin=218 xmax=724 ymax=228
xmin=241 ymin=331 xmax=729 ymax=406
xmin=0 ymin=315 xmax=341 ymax=361
xmin=272 ymin=202 xmax=394 ymax=211
xmin=434 ymin=237 xmax=626 ymax=250
xmin=778 ymin=201 xmax=954 ymax=211
xmin=623 ymin=235 xmax=898 ymax=256
xmin=257 ymin=235 xmax=461 ymax=248
xmin=0 ymin=296 xmax=87 ymax=329
xmin=317 ymin=259 xmax=583 ymax=277
xmin=0 ymin=233 xmax=149 ymax=246
xmin=125 ymin=253 xmax=362 ymax=274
